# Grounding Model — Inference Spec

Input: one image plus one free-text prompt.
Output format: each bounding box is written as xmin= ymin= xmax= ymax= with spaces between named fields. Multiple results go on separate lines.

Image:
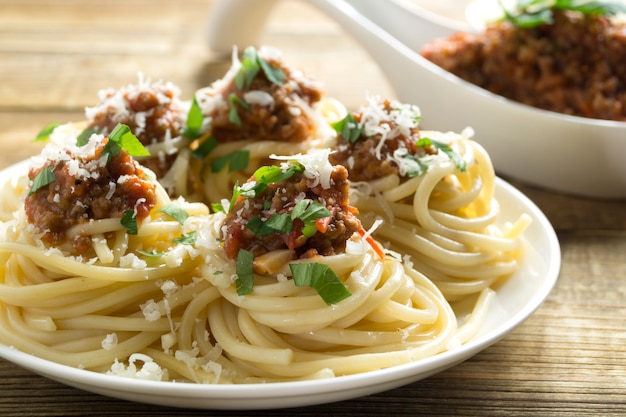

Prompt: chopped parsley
xmin=228 ymin=93 xmax=250 ymax=126
xmin=28 ymin=165 xmax=56 ymax=196
xmin=76 ymin=126 xmax=101 ymax=146
xmin=211 ymin=150 xmax=250 ymax=173
xmin=121 ymin=209 xmax=138 ymax=235
xmin=173 ymin=231 xmax=197 ymax=245
xmin=290 ymin=263 xmax=352 ymax=305
xmin=183 ymin=96 xmax=205 ymax=139
xmin=500 ymin=0 xmax=626 ymax=28
xmin=211 ymin=201 xmax=227 ymax=213
xmin=34 ymin=122 xmax=59 ymax=142
xmin=254 ymin=164 xmax=302 ymax=185
xmin=331 ymin=113 xmax=363 ymax=143
xmin=404 ymin=154 xmax=430 ymax=178
xmin=235 ymin=46 xmax=286 ymax=90
xmin=191 ymin=136 xmax=218 ymax=160
xmin=417 ymin=137 xmax=467 ymax=173
xmin=138 ymin=249 xmax=165 ymax=258
xmin=158 ymin=204 xmax=189 ymax=224
xmin=291 ymin=199 xmax=332 ymax=238
xmin=235 ymin=248 xmax=255 ymax=295
xmin=247 ymin=213 xmax=293 ymax=236
xmin=103 ymin=123 xmax=150 ymax=163
xmin=228 ymin=164 xmax=303 ymax=212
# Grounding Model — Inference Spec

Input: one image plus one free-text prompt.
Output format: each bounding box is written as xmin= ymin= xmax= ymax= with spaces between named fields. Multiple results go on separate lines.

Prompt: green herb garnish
xmin=103 ymin=124 xmax=150 ymax=163
xmin=191 ymin=136 xmax=219 ymax=160
xmin=211 ymin=201 xmax=227 ymax=213
xmin=247 ymin=213 xmax=292 ymax=236
xmin=184 ymin=96 xmax=205 ymax=139
xmin=291 ymin=199 xmax=332 ymax=238
xmin=331 ymin=113 xmax=364 ymax=143
xmin=417 ymin=137 xmax=467 ymax=173
xmin=28 ymin=165 xmax=56 ymax=196
xmin=138 ymin=249 xmax=165 ymax=258
xmin=158 ymin=204 xmax=189 ymax=225
xmin=228 ymin=164 xmax=304 ymax=213
xmin=173 ymin=231 xmax=197 ymax=245
xmin=254 ymin=164 xmax=303 ymax=185
xmin=228 ymin=93 xmax=250 ymax=126
xmin=211 ymin=150 xmax=250 ymax=173
xmin=247 ymin=199 xmax=331 ymax=238
xmin=235 ymin=46 xmax=286 ymax=90
xmin=34 ymin=122 xmax=59 ymax=142
xmin=235 ymin=248 xmax=255 ymax=295
xmin=500 ymin=0 xmax=626 ymax=28
xmin=76 ymin=127 xmax=101 ymax=147
xmin=290 ymin=263 xmax=352 ymax=305
xmin=403 ymin=154 xmax=431 ymax=178
xmin=121 ymin=209 xmax=138 ymax=235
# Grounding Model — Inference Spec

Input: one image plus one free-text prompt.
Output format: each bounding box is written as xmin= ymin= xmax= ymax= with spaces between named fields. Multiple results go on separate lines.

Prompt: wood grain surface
xmin=1 ymin=0 xmax=626 ymax=415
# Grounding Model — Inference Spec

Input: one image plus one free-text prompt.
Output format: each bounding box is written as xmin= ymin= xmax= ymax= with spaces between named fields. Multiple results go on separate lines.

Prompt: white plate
xmin=0 ymin=161 xmax=560 ymax=410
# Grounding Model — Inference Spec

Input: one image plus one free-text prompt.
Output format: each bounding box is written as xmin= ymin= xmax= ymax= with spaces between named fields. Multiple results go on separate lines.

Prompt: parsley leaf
xmin=417 ymin=137 xmax=467 ymax=173
xmin=235 ymin=249 xmax=255 ymax=295
xmin=331 ymin=113 xmax=363 ymax=143
xmin=104 ymin=124 xmax=150 ymax=163
xmin=211 ymin=201 xmax=227 ymax=213
xmin=191 ymin=136 xmax=218 ymax=160
xmin=253 ymin=164 xmax=302 ymax=184
xmin=28 ymin=165 xmax=56 ymax=196
xmin=291 ymin=199 xmax=332 ymax=238
xmin=228 ymin=93 xmax=250 ymax=126
xmin=76 ymin=127 xmax=101 ymax=147
xmin=183 ymin=96 xmax=205 ymax=139
xmin=211 ymin=150 xmax=250 ymax=173
xmin=257 ymin=52 xmax=286 ymax=85
xmin=290 ymin=263 xmax=352 ymax=305
xmin=500 ymin=0 xmax=626 ymax=28
xmin=121 ymin=209 xmax=138 ymax=235
xmin=138 ymin=249 xmax=165 ymax=258
xmin=403 ymin=154 xmax=430 ymax=178
xmin=34 ymin=122 xmax=59 ymax=142
xmin=235 ymin=46 xmax=286 ymax=90
xmin=173 ymin=231 xmax=197 ymax=245
xmin=235 ymin=47 xmax=261 ymax=90
xmin=158 ymin=204 xmax=189 ymax=224
xmin=247 ymin=213 xmax=293 ymax=236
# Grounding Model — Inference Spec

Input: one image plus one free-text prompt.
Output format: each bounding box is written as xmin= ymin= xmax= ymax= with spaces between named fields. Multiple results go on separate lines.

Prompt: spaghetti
xmin=0 ymin=45 xmax=529 ymax=384
xmin=331 ymin=97 xmax=530 ymax=301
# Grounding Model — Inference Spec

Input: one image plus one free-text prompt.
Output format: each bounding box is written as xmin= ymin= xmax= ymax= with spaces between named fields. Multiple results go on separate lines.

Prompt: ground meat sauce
xmin=330 ymin=100 xmax=425 ymax=182
xmin=86 ymin=81 xmax=184 ymax=177
xmin=222 ymin=164 xmax=361 ymax=262
xmin=421 ymin=11 xmax=626 ymax=121
xmin=209 ymin=52 xmax=325 ymax=144
xmin=24 ymin=138 xmax=156 ymax=253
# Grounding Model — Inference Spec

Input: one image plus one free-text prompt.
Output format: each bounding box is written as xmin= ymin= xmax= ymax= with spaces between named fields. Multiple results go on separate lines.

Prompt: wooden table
xmin=1 ymin=0 xmax=625 ymax=415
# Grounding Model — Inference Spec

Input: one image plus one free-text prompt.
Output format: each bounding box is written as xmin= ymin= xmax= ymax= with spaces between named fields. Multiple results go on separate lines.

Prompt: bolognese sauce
xmin=196 ymin=46 xmax=325 ymax=144
xmin=24 ymin=132 xmax=156 ymax=253
xmin=421 ymin=10 xmax=626 ymax=121
xmin=330 ymin=98 xmax=431 ymax=182
xmin=221 ymin=156 xmax=361 ymax=264
xmin=85 ymin=77 xmax=186 ymax=178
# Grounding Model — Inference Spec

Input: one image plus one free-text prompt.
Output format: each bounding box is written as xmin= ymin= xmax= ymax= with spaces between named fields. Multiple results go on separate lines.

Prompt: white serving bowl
xmin=208 ymin=0 xmax=626 ymax=198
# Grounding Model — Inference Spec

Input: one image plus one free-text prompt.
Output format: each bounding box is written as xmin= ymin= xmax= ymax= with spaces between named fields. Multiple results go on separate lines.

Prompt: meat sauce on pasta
xmin=0 ymin=45 xmax=530 ymax=383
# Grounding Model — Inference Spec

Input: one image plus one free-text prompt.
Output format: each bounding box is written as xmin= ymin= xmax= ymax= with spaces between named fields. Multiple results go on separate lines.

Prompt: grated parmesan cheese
xmin=107 ymin=353 xmax=167 ymax=381
xmin=140 ymin=299 xmax=162 ymax=321
xmin=270 ymin=148 xmax=334 ymax=189
xmin=101 ymin=333 xmax=118 ymax=350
